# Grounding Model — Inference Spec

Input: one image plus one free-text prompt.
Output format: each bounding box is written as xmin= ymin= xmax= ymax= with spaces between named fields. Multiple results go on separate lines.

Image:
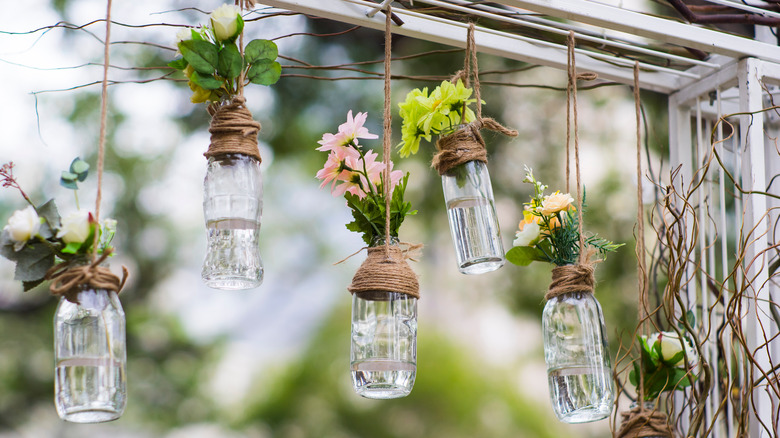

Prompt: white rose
xmin=513 ymin=221 xmax=541 ymax=247
xmin=653 ymin=331 xmax=698 ymax=368
xmin=4 ymin=206 xmax=41 ymax=248
xmin=210 ymin=4 xmax=242 ymax=42
xmin=57 ymin=210 xmax=91 ymax=244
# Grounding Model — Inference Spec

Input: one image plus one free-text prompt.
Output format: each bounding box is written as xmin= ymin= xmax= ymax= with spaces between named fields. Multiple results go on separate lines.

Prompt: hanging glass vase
xmin=350 ymin=237 xmax=418 ymax=399
xmin=437 ymin=125 xmax=504 ymax=275
xmin=54 ymin=286 xmax=126 ymax=423
xmin=543 ymin=286 xmax=614 ymax=423
xmin=201 ymin=152 xmax=264 ymax=290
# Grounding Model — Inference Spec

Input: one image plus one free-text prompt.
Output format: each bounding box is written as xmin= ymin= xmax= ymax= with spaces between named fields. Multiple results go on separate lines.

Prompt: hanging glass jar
xmin=543 ymin=289 xmax=614 ymax=423
xmin=438 ymin=125 xmax=504 ymax=275
xmin=54 ymin=286 xmax=126 ymax=423
xmin=350 ymin=237 xmax=418 ymax=399
xmin=202 ymin=152 xmax=264 ymax=290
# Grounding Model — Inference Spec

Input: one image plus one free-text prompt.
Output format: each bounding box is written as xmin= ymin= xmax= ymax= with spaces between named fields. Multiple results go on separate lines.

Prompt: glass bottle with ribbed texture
xmin=543 ymin=290 xmax=614 ymax=423
xmin=202 ymin=153 xmax=264 ymax=290
xmin=54 ymin=287 xmax=126 ymax=423
xmin=350 ymin=237 xmax=417 ymax=399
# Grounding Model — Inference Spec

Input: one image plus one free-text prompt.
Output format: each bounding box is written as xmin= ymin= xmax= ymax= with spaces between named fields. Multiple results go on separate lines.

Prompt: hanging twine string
xmin=206 ymin=97 xmax=262 ymax=161
xmin=49 ymin=0 xmax=128 ymax=303
xmin=633 ymin=61 xmax=648 ymax=417
xmin=565 ymin=32 xmax=598 ymax=194
xmin=347 ymin=4 xmax=420 ymax=301
xmin=616 ymin=405 xmax=675 ymax=438
xmin=383 ymin=6 xmax=393 ymax=257
xmin=431 ymin=23 xmax=517 ymax=176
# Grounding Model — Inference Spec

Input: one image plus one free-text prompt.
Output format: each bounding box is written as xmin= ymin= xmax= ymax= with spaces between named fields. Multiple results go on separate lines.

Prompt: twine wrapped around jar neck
xmin=616 ymin=404 xmax=675 ymax=438
xmin=545 ymin=263 xmax=595 ymax=301
xmin=348 ymin=245 xmax=420 ymax=300
xmin=206 ymin=96 xmax=262 ymax=162
xmin=45 ymin=251 xmax=128 ymax=304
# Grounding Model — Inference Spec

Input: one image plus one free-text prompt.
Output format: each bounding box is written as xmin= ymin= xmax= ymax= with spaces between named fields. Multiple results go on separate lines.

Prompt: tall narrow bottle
xmin=441 ymin=159 xmax=505 ymax=275
xmin=543 ymin=291 xmax=614 ymax=423
xmin=202 ymin=153 xmax=264 ymax=290
xmin=350 ymin=238 xmax=417 ymax=399
xmin=54 ymin=287 xmax=126 ymax=423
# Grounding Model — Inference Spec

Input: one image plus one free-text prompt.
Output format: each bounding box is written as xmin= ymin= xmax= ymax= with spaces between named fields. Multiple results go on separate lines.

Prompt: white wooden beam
xmin=257 ymin=0 xmax=687 ymax=93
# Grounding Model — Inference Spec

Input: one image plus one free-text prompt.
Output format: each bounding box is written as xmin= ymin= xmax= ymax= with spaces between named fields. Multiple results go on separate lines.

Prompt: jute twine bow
xmin=432 ymin=23 xmax=517 ymax=176
xmin=545 ymin=262 xmax=595 ymax=301
xmin=46 ymin=251 xmax=129 ymax=304
xmin=346 ymin=6 xmax=420 ymax=300
xmin=616 ymin=405 xmax=675 ymax=438
xmin=206 ymin=96 xmax=262 ymax=161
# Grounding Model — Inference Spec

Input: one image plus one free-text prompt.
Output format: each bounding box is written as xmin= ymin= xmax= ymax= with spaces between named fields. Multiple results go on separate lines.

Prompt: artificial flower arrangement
xmin=168 ymin=4 xmax=281 ymax=104
xmin=0 ymin=160 xmax=117 ymax=290
xmin=630 ymin=330 xmax=699 ymax=400
xmin=506 ymin=167 xmax=622 ymax=266
xmin=316 ymin=110 xmax=415 ymax=244
xmin=397 ymin=79 xmax=476 ymax=157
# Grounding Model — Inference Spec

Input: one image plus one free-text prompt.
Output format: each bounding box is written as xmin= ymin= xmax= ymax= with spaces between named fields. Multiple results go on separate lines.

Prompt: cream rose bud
xmin=539 ymin=191 xmax=575 ymax=216
xmin=210 ymin=4 xmax=242 ymax=42
xmin=656 ymin=331 xmax=697 ymax=368
xmin=57 ymin=210 xmax=91 ymax=244
xmin=4 ymin=206 xmax=41 ymax=243
xmin=513 ymin=220 xmax=541 ymax=247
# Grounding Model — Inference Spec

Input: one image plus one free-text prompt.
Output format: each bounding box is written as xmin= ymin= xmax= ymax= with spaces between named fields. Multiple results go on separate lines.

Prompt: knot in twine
xmin=432 ymin=120 xmax=518 ymax=176
xmin=616 ymin=405 xmax=675 ymax=438
xmin=545 ymin=263 xmax=595 ymax=301
xmin=348 ymin=246 xmax=420 ymax=300
xmin=45 ymin=251 xmax=129 ymax=304
xmin=206 ymin=96 xmax=262 ymax=162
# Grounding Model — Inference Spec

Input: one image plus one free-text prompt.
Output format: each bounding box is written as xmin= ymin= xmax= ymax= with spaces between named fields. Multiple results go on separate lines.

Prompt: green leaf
xmin=60 ymin=241 xmax=82 ymax=255
xmin=686 ymin=310 xmax=696 ymax=328
xmin=37 ymin=199 xmax=60 ymax=239
xmin=506 ymin=246 xmax=544 ymax=266
xmin=628 ymin=363 xmax=639 ymax=387
xmin=245 ymin=39 xmax=278 ymax=64
xmin=190 ymin=29 xmax=204 ymax=41
xmin=168 ymin=57 xmax=188 ymax=70
xmin=663 ymin=351 xmax=685 ymax=367
xmin=217 ymin=44 xmax=243 ymax=80
xmin=180 ymin=40 xmax=219 ymax=75
xmin=247 ymin=60 xmax=281 ymax=86
xmin=22 ymin=278 xmax=45 ymax=292
xmin=59 ymin=172 xmax=78 ymax=190
xmin=69 ymin=157 xmax=89 ymax=181
xmin=13 ymin=243 xmax=54 ymax=282
xmin=190 ymin=72 xmax=223 ymax=90
xmin=0 ymin=231 xmax=19 ymax=261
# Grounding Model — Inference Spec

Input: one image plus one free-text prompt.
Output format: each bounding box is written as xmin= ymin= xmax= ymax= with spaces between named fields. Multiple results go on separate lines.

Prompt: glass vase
xmin=439 ymin=127 xmax=504 ymax=275
xmin=350 ymin=237 xmax=417 ymax=399
xmin=54 ymin=287 xmax=126 ymax=423
xmin=202 ymin=153 xmax=264 ymax=290
xmin=543 ymin=291 xmax=614 ymax=423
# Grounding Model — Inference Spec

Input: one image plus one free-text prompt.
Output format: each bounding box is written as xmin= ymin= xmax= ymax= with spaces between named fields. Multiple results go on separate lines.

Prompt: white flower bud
xmin=57 ymin=210 xmax=91 ymax=244
xmin=4 ymin=206 xmax=40 ymax=244
xmin=210 ymin=4 xmax=242 ymax=42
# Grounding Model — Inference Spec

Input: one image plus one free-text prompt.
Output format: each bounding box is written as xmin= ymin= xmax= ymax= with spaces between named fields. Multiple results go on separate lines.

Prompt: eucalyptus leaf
xmin=59 ymin=175 xmax=78 ymax=190
xmin=180 ymin=40 xmax=219 ymax=75
xmin=245 ymin=39 xmax=278 ymax=64
xmin=168 ymin=57 xmax=188 ymax=70
xmin=217 ymin=44 xmax=243 ymax=80
xmin=247 ymin=60 xmax=281 ymax=86
xmin=37 ymin=199 xmax=60 ymax=238
xmin=190 ymin=72 xmax=223 ymax=90
xmin=69 ymin=157 xmax=90 ymax=181
xmin=0 ymin=231 xmax=19 ymax=261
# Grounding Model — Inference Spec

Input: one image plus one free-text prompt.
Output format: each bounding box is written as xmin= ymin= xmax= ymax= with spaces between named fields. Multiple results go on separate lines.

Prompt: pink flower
xmin=316 ymin=152 xmax=352 ymax=191
xmin=316 ymin=111 xmax=378 ymax=153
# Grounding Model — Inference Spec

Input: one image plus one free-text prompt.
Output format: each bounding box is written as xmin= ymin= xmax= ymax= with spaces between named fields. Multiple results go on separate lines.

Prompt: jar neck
xmin=370 ymin=235 xmax=400 ymax=248
xmin=439 ymin=123 xmax=468 ymax=138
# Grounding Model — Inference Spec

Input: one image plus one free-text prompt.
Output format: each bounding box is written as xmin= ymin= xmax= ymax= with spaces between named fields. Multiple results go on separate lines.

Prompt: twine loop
xmin=348 ymin=245 xmax=420 ymax=299
xmin=616 ymin=405 xmax=675 ymax=438
xmin=545 ymin=263 xmax=595 ymax=301
xmin=45 ymin=251 xmax=129 ymax=304
xmin=206 ymin=96 xmax=262 ymax=161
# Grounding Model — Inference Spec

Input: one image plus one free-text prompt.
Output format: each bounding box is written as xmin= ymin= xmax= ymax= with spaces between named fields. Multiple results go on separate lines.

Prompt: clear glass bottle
xmin=543 ymin=291 xmax=614 ymax=423
xmin=350 ymin=237 xmax=417 ymax=399
xmin=440 ymin=127 xmax=505 ymax=275
xmin=54 ymin=287 xmax=126 ymax=423
xmin=202 ymin=153 xmax=264 ymax=290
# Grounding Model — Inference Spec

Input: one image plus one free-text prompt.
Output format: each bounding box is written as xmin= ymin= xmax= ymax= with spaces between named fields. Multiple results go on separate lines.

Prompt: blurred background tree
xmin=0 ymin=1 xmax=667 ymax=436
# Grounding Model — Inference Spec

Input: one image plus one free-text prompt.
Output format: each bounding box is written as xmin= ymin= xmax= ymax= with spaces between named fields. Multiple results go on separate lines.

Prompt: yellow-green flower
xmin=188 ymin=81 xmax=212 ymax=103
xmin=398 ymin=88 xmax=428 ymax=157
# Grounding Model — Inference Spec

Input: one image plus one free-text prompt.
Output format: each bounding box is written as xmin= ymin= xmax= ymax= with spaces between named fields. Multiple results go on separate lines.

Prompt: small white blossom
xmin=4 ymin=206 xmax=40 ymax=250
xmin=57 ymin=210 xmax=91 ymax=245
xmin=210 ymin=4 xmax=242 ymax=42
